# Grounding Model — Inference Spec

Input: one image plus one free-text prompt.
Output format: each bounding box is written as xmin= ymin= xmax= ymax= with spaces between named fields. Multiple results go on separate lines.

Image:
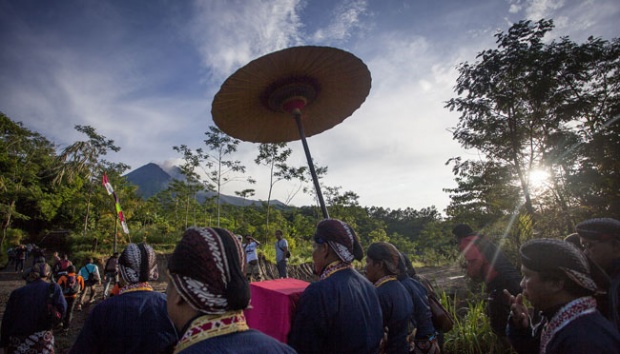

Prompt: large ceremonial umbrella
xmin=212 ymin=46 xmax=371 ymax=219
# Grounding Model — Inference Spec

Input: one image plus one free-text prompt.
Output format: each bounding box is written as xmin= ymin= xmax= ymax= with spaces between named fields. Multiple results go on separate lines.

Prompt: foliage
xmin=445 ymin=18 xmax=620 ymax=247
xmin=443 ymin=291 xmax=514 ymax=354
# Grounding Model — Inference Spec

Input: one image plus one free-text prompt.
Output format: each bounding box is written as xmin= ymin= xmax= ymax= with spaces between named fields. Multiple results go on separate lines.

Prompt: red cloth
xmin=244 ymin=278 xmax=310 ymax=343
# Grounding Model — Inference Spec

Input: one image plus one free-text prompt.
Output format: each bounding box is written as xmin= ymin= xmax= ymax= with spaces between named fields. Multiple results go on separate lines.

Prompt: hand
xmin=503 ymin=289 xmax=529 ymax=328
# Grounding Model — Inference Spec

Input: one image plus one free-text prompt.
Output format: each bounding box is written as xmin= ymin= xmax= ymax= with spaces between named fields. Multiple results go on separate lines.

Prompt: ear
xmin=318 ymin=243 xmax=330 ymax=259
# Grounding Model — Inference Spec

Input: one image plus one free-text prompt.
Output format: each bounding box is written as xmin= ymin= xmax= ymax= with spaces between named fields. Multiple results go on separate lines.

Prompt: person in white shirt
xmin=245 ymin=235 xmax=262 ymax=281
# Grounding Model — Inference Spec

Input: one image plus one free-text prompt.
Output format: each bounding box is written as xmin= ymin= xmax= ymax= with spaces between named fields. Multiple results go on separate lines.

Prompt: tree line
xmin=1 ymin=19 xmax=618 ymax=266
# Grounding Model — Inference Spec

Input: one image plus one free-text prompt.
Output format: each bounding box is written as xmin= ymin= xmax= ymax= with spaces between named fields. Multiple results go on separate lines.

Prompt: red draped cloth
xmin=244 ymin=278 xmax=310 ymax=343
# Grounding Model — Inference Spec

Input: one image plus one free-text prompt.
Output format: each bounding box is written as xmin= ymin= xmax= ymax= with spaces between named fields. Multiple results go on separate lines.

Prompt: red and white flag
xmin=102 ymin=173 xmax=114 ymax=195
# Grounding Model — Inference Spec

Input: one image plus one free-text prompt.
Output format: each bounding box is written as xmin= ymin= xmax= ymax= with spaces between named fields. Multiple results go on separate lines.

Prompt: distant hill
xmin=124 ymin=163 xmax=288 ymax=208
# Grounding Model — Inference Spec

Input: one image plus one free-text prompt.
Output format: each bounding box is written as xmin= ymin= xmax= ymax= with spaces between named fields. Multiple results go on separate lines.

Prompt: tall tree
xmin=0 ymin=113 xmax=58 ymax=245
xmin=254 ymin=142 xmax=307 ymax=231
xmin=445 ymin=19 xmax=620 ymax=233
xmin=56 ymin=125 xmax=127 ymax=237
xmin=202 ymin=126 xmax=254 ymax=227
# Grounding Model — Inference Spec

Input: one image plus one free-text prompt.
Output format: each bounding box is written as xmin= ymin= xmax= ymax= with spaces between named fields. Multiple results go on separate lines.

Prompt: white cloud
xmin=187 ymin=0 xmax=304 ymax=81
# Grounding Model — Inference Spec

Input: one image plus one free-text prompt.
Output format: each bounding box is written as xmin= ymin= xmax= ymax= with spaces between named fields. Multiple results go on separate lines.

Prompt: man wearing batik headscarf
xmin=70 ymin=243 xmax=177 ymax=354
xmin=1 ymin=263 xmax=67 ymax=353
xmin=288 ymin=219 xmax=383 ymax=354
xmin=576 ymin=217 xmax=620 ymax=331
xmin=365 ymin=242 xmax=413 ymax=354
xmin=398 ymin=252 xmax=440 ymax=354
xmin=165 ymin=227 xmax=296 ymax=354
xmin=505 ymin=238 xmax=620 ymax=354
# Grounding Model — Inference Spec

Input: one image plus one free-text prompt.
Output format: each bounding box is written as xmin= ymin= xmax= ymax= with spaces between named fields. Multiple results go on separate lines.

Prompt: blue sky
xmin=1 ymin=0 xmax=618 ymax=213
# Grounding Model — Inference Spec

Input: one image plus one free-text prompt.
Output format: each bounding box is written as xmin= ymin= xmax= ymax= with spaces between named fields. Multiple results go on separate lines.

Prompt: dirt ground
xmin=0 ymin=261 xmax=466 ymax=353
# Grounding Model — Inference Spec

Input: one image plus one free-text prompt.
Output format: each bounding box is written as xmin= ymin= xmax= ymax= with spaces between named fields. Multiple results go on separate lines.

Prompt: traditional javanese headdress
xmin=167 ymin=227 xmax=250 ymax=314
xmin=520 ymin=238 xmax=598 ymax=293
xmin=118 ymin=243 xmax=159 ymax=284
xmin=575 ymin=218 xmax=620 ymax=241
xmin=367 ymin=242 xmax=401 ymax=275
xmin=314 ymin=219 xmax=364 ymax=263
xmin=26 ymin=262 xmax=52 ymax=282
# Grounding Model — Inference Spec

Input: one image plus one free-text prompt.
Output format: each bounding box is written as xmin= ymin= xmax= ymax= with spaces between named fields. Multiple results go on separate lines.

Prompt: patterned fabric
xmin=118 ymin=243 xmax=158 ymax=284
xmin=174 ymin=311 xmax=249 ymax=353
xmin=7 ymin=330 xmax=55 ymax=354
xmin=319 ymin=261 xmax=352 ymax=280
xmin=119 ymin=281 xmax=153 ymax=295
xmin=168 ymin=227 xmax=250 ymax=314
xmin=539 ymin=296 xmax=597 ymax=354
xmin=314 ymin=218 xmax=364 ymax=263
xmin=25 ymin=263 xmax=52 ymax=282
xmin=576 ymin=218 xmax=620 ymax=240
xmin=374 ymin=275 xmax=397 ymax=288
xmin=367 ymin=242 xmax=401 ymax=275
xmin=521 ymin=238 xmax=598 ymax=293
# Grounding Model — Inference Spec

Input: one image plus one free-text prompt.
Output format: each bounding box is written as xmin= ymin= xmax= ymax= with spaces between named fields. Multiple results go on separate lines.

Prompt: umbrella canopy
xmin=212 ymin=46 xmax=371 ymax=143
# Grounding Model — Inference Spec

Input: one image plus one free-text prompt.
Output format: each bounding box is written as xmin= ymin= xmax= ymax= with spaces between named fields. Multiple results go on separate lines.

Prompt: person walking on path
xmin=244 ymin=235 xmax=262 ymax=282
xmin=1 ymin=263 xmax=67 ymax=353
xmin=77 ymin=257 xmax=101 ymax=310
xmin=57 ymin=264 xmax=85 ymax=334
xmin=102 ymin=252 xmax=120 ymax=299
xmin=14 ymin=244 xmax=26 ymax=272
xmin=274 ymin=230 xmax=289 ymax=278
xmin=53 ymin=253 xmax=73 ymax=280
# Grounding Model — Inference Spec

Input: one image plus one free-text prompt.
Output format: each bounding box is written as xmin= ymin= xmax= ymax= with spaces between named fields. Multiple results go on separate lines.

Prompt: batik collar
xmin=540 ymin=296 xmax=597 ymax=354
xmin=374 ymin=275 xmax=397 ymax=288
xmin=173 ymin=311 xmax=249 ymax=353
xmin=320 ymin=261 xmax=352 ymax=280
xmin=119 ymin=282 xmax=153 ymax=295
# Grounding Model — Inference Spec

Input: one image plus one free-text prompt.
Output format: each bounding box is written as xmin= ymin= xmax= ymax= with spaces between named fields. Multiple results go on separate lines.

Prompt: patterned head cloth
xmin=26 ymin=263 xmax=52 ymax=282
xmin=367 ymin=242 xmax=401 ymax=275
xmin=520 ymin=238 xmax=598 ymax=293
xmin=167 ymin=227 xmax=250 ymax=314
xmin=575 ymin=218 xmax=620 ymax=241
xmin=314 ymin=219 xmax=364 ymax=263
xmin=119 ymin=243 xmax=159 ymax=284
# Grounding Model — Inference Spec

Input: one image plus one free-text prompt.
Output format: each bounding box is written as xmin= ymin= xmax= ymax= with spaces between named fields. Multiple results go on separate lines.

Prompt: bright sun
xmin=528 ymin=169 xmax=550 ymax=191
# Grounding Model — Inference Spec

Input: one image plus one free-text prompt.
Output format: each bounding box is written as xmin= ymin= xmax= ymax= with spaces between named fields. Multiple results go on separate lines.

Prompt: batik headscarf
xmin=575 ymin=218 xmax=620 ymax=241
xmin=367 ymin=242 xmax=401 ymax=275
xmin=314 ymin=219 xmax=364 ymax=263
xmin=25 ymin=262 xmax=52 ymax=282
xmin=520 ymin=238 xmax=598 ymax=293
xmin=167 ymin=227 xmax=250 ymax=314
xmin=118 ymin=243 xmax=159 ymax=284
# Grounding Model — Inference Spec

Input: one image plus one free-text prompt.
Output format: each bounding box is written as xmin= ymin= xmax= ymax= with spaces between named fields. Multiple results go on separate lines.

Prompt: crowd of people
xmin=1 ymin=217 xmax=620 ymax=353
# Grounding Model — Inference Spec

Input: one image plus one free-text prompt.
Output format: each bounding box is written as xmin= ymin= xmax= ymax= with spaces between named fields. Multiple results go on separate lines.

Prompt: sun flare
xmin=528 ymin=169 xmax=550 ymax=190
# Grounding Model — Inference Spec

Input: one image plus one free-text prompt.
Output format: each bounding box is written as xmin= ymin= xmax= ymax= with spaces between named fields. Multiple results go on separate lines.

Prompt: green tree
xmin=172 ymin=144 xmax=209 ymax=229
xmin=203 ymin=126 xmax=254 ymax=227
xmin=445 ymin=19 xmax=620 ymax=236
xmin=0 ymin=113 xmax=58 ymax=245
xmin=55 ymin=125 xmax=128 ymax=237
xmin=254 ymin=142 xmax=307 ymax=232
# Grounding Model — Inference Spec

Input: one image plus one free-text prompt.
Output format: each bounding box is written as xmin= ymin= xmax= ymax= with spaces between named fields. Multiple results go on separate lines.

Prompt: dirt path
xmin=0 ymin=262 xmax=466 ymax=353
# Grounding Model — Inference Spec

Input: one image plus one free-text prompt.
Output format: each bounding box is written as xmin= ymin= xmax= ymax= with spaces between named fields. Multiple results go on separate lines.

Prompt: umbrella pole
xmin=293 ymin=111 xmax=329 ymax=219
